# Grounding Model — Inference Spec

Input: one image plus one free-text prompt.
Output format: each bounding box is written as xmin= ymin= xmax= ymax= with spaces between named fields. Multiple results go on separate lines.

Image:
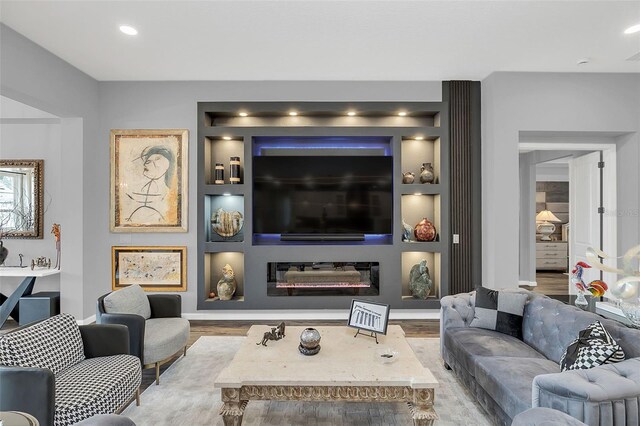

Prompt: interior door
xmin=569 ymin=151 xmax=602 ymax=294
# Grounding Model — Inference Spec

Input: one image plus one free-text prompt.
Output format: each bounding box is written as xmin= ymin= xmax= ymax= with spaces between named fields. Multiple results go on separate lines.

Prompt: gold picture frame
xmin=0 ymin=159 xmax=44 ymax=239
xmin=112 ymin=246 xmax=187 ymax=291
xmin=110 ymin=129 xmax=188 ymax=232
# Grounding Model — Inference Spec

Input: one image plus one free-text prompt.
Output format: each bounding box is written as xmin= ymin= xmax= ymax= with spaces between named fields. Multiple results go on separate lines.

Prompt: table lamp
xmin=536 ymin=209 xmax=561 ymax=241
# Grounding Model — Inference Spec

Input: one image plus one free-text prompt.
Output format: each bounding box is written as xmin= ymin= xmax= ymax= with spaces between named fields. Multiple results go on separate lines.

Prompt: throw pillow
xmin=560 ymin=321 xmax=625 ymax=371
xmin=0 ymin=313 xmax=85 ymax=374
xmin=470 ymin=287 xmax=528 ymax=338
xmin=103 ymin=284 xmax=151 ymax=319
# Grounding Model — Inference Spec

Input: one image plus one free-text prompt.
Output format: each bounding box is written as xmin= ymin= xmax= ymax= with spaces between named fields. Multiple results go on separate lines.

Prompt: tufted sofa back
xmin=522 ymin=294 xmax=640 ymax=363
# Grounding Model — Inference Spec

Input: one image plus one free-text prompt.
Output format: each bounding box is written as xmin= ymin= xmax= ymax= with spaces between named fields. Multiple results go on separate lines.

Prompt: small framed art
xmin=112 ymin=246 xmax=187 ymax=291
xmin=347 ymin=299 xmax=390 ymax=335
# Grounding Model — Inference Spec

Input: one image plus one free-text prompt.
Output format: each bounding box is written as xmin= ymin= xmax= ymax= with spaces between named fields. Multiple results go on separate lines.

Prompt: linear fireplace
xmin=267 ymin=262 xmax=380 ymax=297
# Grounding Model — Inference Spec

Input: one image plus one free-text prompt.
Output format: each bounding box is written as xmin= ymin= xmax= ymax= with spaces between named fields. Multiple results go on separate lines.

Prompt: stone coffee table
xmin=214 ymin=325 xmax=438 ymax=425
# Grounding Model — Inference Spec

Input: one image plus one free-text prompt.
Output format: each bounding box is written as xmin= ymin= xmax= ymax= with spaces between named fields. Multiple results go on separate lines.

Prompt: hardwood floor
xmin=142 ymin=319 xmax=439 ymax=390
xmin=520 ymin=272 xmax=569 ymax=296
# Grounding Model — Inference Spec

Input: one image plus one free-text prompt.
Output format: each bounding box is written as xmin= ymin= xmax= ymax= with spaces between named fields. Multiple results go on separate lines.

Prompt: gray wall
xmin=484 ymin=72 xmax=640 ymax=289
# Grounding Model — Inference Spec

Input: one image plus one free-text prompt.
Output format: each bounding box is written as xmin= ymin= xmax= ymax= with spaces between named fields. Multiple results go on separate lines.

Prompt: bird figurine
xmin=571 ymin=261 xmax=591 ymax=292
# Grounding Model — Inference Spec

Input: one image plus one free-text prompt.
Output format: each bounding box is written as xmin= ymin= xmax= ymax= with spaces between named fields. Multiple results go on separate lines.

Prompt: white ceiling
xmin=1 ymin=0 xmax=639 ymax=81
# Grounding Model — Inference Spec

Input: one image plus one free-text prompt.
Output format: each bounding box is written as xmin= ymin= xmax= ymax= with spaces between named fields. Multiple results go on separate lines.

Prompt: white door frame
xmin=518 ymin=142 xmax=617 ymax=289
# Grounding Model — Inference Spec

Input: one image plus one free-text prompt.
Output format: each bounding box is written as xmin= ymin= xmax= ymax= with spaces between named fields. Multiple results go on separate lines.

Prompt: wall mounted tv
xmin=253 ymin=156 xmax=393 ymax=240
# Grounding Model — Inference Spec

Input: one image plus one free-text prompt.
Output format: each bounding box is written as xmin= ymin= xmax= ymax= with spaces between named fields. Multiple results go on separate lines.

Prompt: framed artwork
xmin=110 ymin=129 xmax=188 ymax=232
xmin=347 ymin=299 xmax=390 ymax=335
xmin=112 ymin=246 xmax=187 ymax=291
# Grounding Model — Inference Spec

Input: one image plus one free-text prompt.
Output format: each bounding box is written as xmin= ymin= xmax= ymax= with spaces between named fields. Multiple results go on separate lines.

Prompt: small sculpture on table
xmin=51 ymin=223 xmax=61 ymax=270
xmin=409 ymin=259 xmax=433 ymax=299
xmin=256 ymin=322 xmax=286 ymax=346
xmin=31 ymin=256 xmax=51 ymax=270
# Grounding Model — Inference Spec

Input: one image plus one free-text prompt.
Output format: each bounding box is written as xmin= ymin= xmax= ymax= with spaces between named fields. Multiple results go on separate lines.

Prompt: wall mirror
xmin=0 ymin=160 xmax=44 ymax=239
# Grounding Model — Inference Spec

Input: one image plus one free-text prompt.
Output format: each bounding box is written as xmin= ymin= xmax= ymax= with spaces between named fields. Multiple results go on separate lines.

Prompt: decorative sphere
xmin=299 ymin=328 xmax=321 ymax=349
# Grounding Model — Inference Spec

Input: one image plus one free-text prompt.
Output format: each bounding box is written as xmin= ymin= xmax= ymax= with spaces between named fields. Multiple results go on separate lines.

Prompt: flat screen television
xmin=253 ymin=156 xmax=393 ymax=238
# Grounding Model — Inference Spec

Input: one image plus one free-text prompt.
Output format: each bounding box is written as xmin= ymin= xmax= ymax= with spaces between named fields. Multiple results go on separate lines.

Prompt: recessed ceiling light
xmin=624 ymin=24 xmax=640 ymax=34
xmin=289 ymin=111 xmax=298 ymax=116
xmin=223 ymin=192 xmax=231 ymax=196
xmin=238 ymin=112 xmax=248 ymax=117
xmin=222 ymin=136 xmax=232 ymax=140
xmin=414 ymin=192 xmax=422 ymax=196
xmin=414 ymin=136 xmax=424 ymax=140
xmin=119 ymin=25 xmax=138 ymax=36
xmin=347 ymin=111 xmax=357 ymax=116
xmin=398 ymin=111 xmax=408 ymax=117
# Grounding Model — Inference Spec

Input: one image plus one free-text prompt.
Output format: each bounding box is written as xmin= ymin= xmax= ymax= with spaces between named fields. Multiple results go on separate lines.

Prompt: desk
xmin=0 ymin=268 xmax=60 ymax=328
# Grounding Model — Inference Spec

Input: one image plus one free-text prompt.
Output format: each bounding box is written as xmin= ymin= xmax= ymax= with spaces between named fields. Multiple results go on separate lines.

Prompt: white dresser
xmin=536 ymin=241 xmax=568 ymax=271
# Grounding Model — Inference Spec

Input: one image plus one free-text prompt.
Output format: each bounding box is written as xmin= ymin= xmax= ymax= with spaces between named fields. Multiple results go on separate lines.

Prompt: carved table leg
xmin=221 ymin=388 xmax=248 ymax=426
xmin=409 ymin=388 xmax=438 ymax=426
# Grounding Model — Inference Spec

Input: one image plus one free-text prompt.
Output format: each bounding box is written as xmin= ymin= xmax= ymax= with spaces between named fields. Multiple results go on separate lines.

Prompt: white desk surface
xmin=215 ymin=325 xmax=438 ymax=389
xmin=0 ymin=268 xmax=60 ymax=278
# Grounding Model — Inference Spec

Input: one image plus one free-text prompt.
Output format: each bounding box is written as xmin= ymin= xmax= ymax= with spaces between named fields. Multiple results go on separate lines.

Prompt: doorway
xmin=518 ymin=142 xmax=617 ymax=299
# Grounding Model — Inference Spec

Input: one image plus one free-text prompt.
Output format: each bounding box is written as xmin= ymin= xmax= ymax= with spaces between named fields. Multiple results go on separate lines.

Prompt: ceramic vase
xmin=0 ymin=241 xmax=7 ymax=266
xmin=420 ymin=163 xmax=435 ymax=184
xmin=402 ymin=172 xmax=415 ymax=184
xmin=414 ymin=218 xmax=437 ymax=242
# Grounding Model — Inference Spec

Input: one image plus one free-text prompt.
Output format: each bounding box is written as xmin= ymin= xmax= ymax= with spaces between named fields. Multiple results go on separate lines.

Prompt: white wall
xmin=483 ymin=72 xmax=640 ymax=289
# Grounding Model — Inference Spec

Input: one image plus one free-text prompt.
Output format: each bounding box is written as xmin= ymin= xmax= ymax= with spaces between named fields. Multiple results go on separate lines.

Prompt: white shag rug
xmin=123 ymin=336 xmax=491 ymax=425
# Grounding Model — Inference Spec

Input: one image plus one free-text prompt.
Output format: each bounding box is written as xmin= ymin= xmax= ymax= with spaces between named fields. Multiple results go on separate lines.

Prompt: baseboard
xmin=182 ymin=310 xmax=440 ymax=321
xmin=518 ymin=280 xmax=537 ymax=287
xmin=77 ymin=314 xmax=96 ymax=325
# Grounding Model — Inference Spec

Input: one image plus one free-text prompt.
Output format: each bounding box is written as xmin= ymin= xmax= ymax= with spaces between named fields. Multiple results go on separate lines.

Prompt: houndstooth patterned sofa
xmin=0 ymin=313 xmax=141 ymax=426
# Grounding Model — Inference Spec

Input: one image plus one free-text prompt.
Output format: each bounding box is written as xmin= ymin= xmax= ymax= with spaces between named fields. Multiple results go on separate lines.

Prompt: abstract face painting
xmin=110 ymin=129 xmax=188 ymax=232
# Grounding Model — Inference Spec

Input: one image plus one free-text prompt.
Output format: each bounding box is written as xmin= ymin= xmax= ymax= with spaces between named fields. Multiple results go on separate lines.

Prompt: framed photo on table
xmin=112 ymin=246 xmax=187 ymax=291
xmin=348 ymin=299 xmax=390 ymax=335
xmin=110 ymin=129 xmax=188 ymax=232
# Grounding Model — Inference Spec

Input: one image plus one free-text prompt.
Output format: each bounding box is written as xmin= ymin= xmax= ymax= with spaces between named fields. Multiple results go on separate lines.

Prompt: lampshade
xmin=536 ymin=210 xmax=561 ymax=223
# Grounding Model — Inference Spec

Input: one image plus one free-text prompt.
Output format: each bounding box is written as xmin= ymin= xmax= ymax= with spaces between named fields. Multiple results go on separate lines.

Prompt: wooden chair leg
xmin=184 ymin=345 xmax=187 ymax=356
xmin=155 ymin=362 xmax=160 ymax=385
xmin=135 ymin=388 xmax=141 ymax=406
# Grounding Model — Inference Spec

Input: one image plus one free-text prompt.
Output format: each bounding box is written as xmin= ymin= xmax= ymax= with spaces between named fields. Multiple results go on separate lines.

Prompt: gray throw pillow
xmin=103 ymin=284 xmax=151 ymax=319
xmin=470 ymin=287 xmax=528 ymax=338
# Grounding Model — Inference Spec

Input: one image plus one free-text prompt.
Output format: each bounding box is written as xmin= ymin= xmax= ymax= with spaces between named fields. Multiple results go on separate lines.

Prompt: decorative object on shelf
xmin=401 ymin=219 xmax=414 ymax=242
xmin=375 ymin=347 xmax=399 ymax=364
xmin=402 ymin=172 xmax=415 ymax=184
xmin=211 ymin=208 xmax=244 ymax=238
xmin=419 ymin=163 xmax=435 ymax=184
xmin=229 ymin=156 xmax=241 ymax=184
xmin=348 ymin=299 xmax=390 ymax=344
xmin=409 ymin=259 xmax=433 ymax=299
xmin=209 ymin=291 xmax=216 ymax=299
xmin=112 ymin=246 xmax=187 ymax=291
xmin=571 ymin=261 xmax=591 ymax=309
xmin=110 ymin=129 xmax=188 ymax=233
xmin=0 ymin=159 xmax=45 ymax=239
xmin=414 ymin=218 xmax=437 ymax=242
xmin=0 ymin=241 xmax=7 ymax=266
xmin=257 ymin=322 xmax=286 ymax=346
xmin=214 ymin=163 xmax=224 ymax=184
xmin=299 ymin=327 xmax=321 ymax=355
xmin=585 ymin=244 xmax=640 ymax=326
xmin=535 ymin=209 xmax=561 ymax=241
xmin=31 ymin=256 xmax=51 ymax=270
xmin=51 ymin=223 xmax=61 ymax=270
xmin=217 ymin=263 xmax=237 ymax=301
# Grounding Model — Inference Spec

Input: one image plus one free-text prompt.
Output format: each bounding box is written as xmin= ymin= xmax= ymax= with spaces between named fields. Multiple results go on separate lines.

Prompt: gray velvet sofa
xmin=440 ymin=289 xmax=640 ymax=426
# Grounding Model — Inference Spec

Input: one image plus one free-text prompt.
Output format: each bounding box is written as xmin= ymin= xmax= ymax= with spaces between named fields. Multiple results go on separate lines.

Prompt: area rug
xmin=123 ymin=336 xmax=491 ymax=425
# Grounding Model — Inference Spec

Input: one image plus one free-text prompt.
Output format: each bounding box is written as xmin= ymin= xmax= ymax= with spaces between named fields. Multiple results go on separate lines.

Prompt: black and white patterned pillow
xmin=0 ymin=313 xmax=85 ymax=375
xmin=560 ymin=321 xmax=625 ymax=371
xmin=470 ymin=287 xmax=528 ymax=338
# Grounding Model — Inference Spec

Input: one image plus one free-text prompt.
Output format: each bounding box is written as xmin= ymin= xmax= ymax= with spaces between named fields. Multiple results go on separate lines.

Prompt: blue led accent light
xmin=253 ymin=136 xmax=392 ymax=156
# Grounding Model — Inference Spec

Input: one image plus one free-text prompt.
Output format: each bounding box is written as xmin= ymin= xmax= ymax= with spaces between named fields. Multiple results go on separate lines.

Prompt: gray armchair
xmin=96 ymin=285 xmax=190 ymax=385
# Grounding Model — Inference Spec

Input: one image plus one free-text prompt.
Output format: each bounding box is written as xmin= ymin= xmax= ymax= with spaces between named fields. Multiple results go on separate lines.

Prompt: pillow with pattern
xmin=469 ymin=287 xmax=528 ymax=339
xmin=560 ymin=321 xmax=625 ymax=371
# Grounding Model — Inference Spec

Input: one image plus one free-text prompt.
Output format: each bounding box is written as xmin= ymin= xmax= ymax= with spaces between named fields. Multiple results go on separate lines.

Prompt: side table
xmin=0 ymin=411 xmax=40 ymax=426
xmin=0 ymin=269 xmax=60 ymax=328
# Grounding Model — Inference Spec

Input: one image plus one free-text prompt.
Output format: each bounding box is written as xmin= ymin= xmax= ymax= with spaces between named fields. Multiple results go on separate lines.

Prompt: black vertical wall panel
xmin=443 ymin=81 xmax=482 ymax=294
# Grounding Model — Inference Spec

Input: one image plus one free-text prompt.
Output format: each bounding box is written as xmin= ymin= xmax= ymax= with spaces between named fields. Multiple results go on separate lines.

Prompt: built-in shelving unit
xmin=197 ymin=102 xmax=449 ymax=310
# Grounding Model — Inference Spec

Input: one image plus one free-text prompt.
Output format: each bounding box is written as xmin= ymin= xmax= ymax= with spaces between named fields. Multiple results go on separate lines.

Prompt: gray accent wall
xmin=484 ymin=72 xmax=640 ymax=290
